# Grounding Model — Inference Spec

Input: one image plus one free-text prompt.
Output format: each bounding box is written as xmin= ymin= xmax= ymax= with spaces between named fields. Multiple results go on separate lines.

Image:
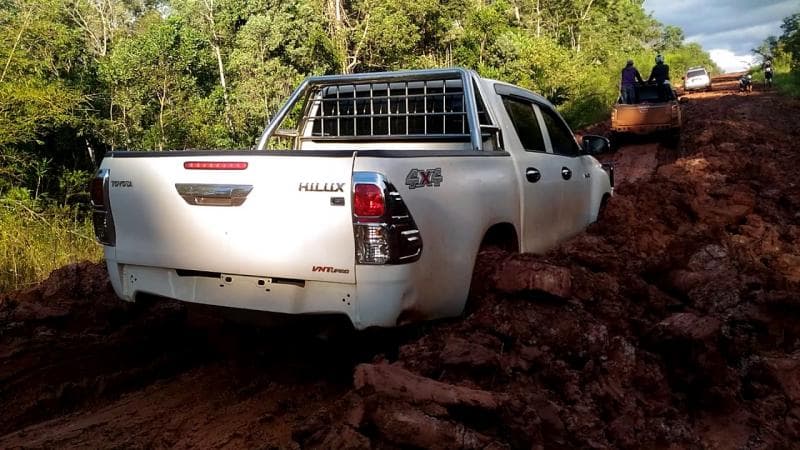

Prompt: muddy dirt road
xmin=2 ymin=75 xmax=799 ymax=449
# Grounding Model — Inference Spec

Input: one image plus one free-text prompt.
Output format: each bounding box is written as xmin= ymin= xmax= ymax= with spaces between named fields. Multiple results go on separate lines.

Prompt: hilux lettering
xmin=298 ymin=182 xmax=345 ymax=192
xmin=111 ymin=180 xmax=133 ymax=188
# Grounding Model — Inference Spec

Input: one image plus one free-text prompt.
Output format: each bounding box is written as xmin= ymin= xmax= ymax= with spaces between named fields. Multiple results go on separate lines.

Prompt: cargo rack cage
xmin=257 ymin=68 xmax=501 ymax=151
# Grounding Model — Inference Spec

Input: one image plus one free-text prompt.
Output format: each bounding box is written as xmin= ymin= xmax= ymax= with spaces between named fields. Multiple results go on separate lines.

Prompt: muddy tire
xmin=464 ymin=226 xmax=518 ymax=316
xmin=609 ymin=131 xmax=625 ymax=150
xmin=597 ymin=194 xmax=611 ymax=222
xmin=464 ymin=246 xmax=507 ymax=316
xmin=663 ymin=129 xmax=680 ymax=148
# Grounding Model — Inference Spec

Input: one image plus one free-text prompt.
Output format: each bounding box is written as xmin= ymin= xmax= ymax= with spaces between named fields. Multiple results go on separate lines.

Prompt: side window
xmin=501 ymin=96 xmax=546 ymax=152
xmin=540 ymin=108 xmax=580 ymax=157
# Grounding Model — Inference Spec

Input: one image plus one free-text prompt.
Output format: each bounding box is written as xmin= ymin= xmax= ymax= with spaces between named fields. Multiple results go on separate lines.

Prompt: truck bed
xmin=611 ymin=84 xmax=681 ymax=134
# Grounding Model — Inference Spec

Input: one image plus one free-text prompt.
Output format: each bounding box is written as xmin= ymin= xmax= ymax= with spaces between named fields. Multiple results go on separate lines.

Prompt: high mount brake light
xmin=353 ymin=184 xmax=385 ymax=217
xmin=184 ymin=161 xmax=248 ymax=170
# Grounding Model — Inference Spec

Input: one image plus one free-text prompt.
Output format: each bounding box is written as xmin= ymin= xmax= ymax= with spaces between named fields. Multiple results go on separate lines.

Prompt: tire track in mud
xmin=0 ymin=265 xmax=422 ymax=448
xmin=2 ymin=75 xmax=800 ymax=448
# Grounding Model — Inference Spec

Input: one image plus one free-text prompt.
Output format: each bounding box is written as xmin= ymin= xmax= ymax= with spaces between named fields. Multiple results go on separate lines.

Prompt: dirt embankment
xmin=2 ymin=77 xmax=799 ymax=448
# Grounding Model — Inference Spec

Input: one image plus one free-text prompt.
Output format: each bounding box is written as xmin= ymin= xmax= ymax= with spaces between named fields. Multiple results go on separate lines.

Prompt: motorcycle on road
xmin=739 ymin=74 xmax=753 ymax=93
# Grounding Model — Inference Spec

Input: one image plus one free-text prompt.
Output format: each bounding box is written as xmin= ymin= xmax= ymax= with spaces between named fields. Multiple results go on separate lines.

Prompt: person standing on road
xmin=763 ymin=58 xmax=774 ymax=87
xmin=621 ymin=59 xmax=644 ymax=104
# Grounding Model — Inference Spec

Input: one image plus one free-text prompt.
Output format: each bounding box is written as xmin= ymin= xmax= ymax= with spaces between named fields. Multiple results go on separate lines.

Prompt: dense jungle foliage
xmin=1 ymin=0 xmax=795 ymax=291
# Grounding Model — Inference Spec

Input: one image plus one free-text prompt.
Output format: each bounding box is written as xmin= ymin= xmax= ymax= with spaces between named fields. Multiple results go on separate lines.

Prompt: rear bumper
xmin=106 ymin=260 xmax=418 ymax=329
xmin=610 ymin=123 xmax=679 ymax=134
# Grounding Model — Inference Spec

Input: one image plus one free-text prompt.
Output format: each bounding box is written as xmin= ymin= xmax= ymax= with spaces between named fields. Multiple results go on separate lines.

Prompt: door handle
xmin=526 ymin=168 xmax=541 ymax=183
xmin=561 ymin=167 xmax=572 ymax=180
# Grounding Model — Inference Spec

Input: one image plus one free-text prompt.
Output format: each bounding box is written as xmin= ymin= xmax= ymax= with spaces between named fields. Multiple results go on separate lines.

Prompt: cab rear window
xmin=687 ymin=70 xmax=706 ymax=78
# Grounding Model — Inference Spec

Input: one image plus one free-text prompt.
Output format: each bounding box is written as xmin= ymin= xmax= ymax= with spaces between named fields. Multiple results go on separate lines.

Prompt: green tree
xmin=780 ymin=13 xmax=800 ymax=68
xmin=228 ymin=1 xmax=335 ymax=142
xmin=657 ymin=25 xmax=684 ymax=52
xmin=100 ymin=13 xmax=213 ymax=150
xmin=0 ymin=0 xmax=85 ymax=148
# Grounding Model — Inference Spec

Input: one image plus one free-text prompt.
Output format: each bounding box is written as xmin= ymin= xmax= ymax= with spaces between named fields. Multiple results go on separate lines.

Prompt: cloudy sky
xmin=642 ymin=0 xmax=797 ymax=72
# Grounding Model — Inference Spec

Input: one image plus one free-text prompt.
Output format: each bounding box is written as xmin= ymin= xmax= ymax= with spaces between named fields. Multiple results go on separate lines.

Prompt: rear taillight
xmin=89 ymin=177 xmax=104 ymax=207
xmin=184 ymin=161 xmax=248 ymax=170
xmin=353 ymin=184 xmax=385 ymax=218
xmin=352 ymin=172 xmax=422 ymax=265
xmin=89 ymin=168 xmax=116 ymax=246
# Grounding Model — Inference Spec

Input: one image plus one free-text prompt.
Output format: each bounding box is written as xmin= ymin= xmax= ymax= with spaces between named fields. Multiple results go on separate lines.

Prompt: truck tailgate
xmin=614 ymin=103 xmax=674 ymax=126
xmin=104 ymin=154 xmax=356 ymax=283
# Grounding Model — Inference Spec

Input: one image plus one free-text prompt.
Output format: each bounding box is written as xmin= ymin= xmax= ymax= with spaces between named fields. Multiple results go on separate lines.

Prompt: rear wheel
xmin=663 ymin=129 xmax=680 ymax=148
xmin=597 ymin=194 xmax=612 ymax=222
xmin=464 ymin=225 xmax=518 ymax=315
xmin=609 ymin=131 xmax=625 ymax=150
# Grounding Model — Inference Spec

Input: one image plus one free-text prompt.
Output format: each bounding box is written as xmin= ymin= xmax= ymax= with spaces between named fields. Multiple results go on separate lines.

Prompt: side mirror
xmin=582 ymin=134 xmax=610 ymax=155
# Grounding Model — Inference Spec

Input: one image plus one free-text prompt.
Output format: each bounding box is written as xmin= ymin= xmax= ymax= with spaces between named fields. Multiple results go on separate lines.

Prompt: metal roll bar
xmin=256 ymin=68 xmax=484 ymax=151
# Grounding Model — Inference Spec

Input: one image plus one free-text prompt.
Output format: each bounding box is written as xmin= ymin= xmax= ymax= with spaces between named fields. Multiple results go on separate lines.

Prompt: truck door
xmin=538 ymin=106 xmax=593 ymax=236
xmin=499 ymin=96 xmax=563 ymax=253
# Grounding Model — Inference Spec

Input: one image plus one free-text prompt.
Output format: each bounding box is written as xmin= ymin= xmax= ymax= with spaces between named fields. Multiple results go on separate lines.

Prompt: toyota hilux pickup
xmin=90 ymin=68 xmax=613 ymax=329
xmin=610 ymin=82 xmax=682 ymax=142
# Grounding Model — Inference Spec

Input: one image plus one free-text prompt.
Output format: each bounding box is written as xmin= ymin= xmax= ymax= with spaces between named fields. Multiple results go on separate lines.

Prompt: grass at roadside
xmin=0 ymin=199 xmax=102 ymax=292
xmin=750 ymin=57 xmax=800 ymax=97
xmin=773 ymin=71 xmax=800 ymax=96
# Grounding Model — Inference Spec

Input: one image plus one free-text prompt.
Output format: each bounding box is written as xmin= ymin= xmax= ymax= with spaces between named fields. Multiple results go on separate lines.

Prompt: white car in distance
xmin=684 ymin=67 xmax=712 ymax=92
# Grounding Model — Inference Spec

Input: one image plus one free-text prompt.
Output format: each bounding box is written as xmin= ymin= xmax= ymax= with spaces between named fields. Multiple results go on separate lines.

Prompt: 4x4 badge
xmin=405 ymin=168 xmax=443 ymax=189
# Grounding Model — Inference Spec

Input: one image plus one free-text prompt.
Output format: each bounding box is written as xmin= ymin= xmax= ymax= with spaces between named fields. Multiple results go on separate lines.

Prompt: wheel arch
xmin=479 ymin=222 xmax=520 ymax=253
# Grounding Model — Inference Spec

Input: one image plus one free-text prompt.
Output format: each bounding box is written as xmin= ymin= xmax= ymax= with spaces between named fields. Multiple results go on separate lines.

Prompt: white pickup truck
xmin=90 ymin=68 xmax=613 ymax=329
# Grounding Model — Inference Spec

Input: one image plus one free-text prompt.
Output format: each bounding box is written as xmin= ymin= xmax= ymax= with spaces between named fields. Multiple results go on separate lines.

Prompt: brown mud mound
xmin=298 ymin=84 xmax=800 ymax=448
xmin=2 ymin=79 xmax=800 ymax=448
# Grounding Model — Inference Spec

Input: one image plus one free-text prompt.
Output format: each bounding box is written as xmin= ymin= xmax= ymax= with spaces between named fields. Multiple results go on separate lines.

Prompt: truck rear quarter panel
xmin=353 ymin=152 xmax=518 ymax=320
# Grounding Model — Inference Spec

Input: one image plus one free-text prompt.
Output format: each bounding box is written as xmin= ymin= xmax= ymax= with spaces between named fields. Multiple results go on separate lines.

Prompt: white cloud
xmin=709 ymin=49 xmax=756 ymax=73
xmin=642 ymin=0 xmax=795 ymax=59
xmin=686 ymin=21 xmax=784 ymax=54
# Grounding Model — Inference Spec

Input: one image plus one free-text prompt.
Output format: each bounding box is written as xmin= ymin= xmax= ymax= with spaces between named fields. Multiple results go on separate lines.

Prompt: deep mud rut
xmin=2 ymin=75 xmax=799 ymax=449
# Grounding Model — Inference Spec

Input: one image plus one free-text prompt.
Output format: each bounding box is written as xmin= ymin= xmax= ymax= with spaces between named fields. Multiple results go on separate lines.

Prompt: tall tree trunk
xmin=108 ymin=95 xmax=115 ymax=152
xmin=330 ymin=0 xmax=348 ymax=73
xmin=536 ymin=0 xmax=541 ymax=38
xmin=1 ymin=3 xmax=35 ymax=83
xmin=202 ymin=0 xmax=234 ymax=138
xmin=158 ymin=78 xmax=167 ymax=151
xmin=212 ymin=41 xmax=234 ymax=136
